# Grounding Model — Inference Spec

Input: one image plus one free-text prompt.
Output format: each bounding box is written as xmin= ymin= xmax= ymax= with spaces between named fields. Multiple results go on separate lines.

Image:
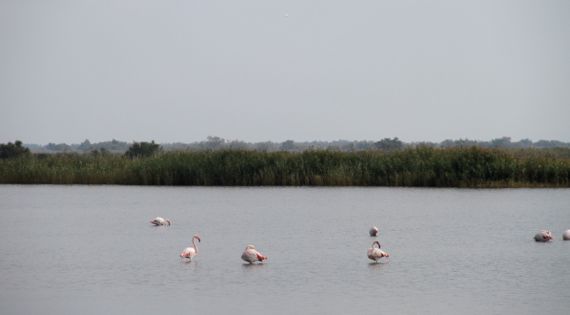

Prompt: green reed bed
xmin=1 ymin=147 xmax=569 ymax=187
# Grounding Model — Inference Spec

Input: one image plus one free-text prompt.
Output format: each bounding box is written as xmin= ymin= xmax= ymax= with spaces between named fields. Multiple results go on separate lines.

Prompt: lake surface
xmin=0 ymin=185 xmax=569 ymax=314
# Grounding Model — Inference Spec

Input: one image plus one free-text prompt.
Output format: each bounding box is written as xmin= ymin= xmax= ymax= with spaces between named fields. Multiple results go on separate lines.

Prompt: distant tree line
xmin=9 ymin=136 xmax=570 ymax=155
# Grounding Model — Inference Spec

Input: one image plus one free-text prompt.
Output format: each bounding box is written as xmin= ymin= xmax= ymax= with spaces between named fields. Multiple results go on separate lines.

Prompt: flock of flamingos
xmin=149 ymin=217 xmax=391 ymax=263
xmin=150 ymin=216 xmax=569 ymax=263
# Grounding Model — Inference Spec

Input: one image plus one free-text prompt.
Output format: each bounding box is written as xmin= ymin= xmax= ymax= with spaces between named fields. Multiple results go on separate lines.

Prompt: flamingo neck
xmin=192 ymin=237 xmax=199 ymax=253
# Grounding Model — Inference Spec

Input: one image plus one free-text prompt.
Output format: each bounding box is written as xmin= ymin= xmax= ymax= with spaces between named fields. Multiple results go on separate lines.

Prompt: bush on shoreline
xmin=0 ymin=141 xmax=30 ymax=159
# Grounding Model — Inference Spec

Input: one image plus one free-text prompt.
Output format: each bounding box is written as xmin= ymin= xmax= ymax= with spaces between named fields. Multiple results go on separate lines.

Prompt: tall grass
xmin=1 ymin=147 xmax=569 ymax=187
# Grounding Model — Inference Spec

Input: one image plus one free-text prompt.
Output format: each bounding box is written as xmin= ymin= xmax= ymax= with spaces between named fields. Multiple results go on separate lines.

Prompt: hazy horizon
xmin=2 ymin=0 xmax=569 ymax=144
xmin=15 ymin=136 xmax=570 ymax=147
xmin=7 ymin=135 xmax=570 ymax=146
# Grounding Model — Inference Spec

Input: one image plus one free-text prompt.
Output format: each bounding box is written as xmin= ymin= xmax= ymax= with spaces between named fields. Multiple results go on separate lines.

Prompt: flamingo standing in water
xmin=150 ymin=217 xmax=171 ymax=226
xmin=180 ymin=235 xmax=201 ymax=260
xmin=241 ymin=245 xmax=268 ymax=264
xmin=369 ymin=226 xmax=379 ymax=237
xmin=367 ymin=241 xmax=390 ymax=262
xmin=534 ymin=230 xmax=553 ymax=242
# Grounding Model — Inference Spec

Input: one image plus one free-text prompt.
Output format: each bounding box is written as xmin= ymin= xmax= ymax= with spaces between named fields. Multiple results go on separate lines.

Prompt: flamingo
xmin=241 ymin=245 xmax=267 ymax=264
xmin=150 ymin=217 xmax=171 ymax=226
xmin=369 ymin=226 xmax=379 ymax=237
xmin=562 ymin=230 xmax=570 ymax=241
xmin=534 ymin=230 xmax=553 ymax=242
xmin=367 ymin=240 xmax=390 ymax=262
xmin=180 ymin=235 xmax=201 ymax=260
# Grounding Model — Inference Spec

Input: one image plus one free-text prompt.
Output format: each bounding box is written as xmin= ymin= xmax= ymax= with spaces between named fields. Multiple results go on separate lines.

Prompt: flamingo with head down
xmin=241 ymin=245 xmax=267 ymax=264
xmin=180 ymin=235 xmax=201 ymax=261
xmin=367 ymin=241 xmax=390 ymax=262
xmin=150 ymin=217 xmax=171 ymax=226
xmin=534 ymin=230 xmax=553 ymax=242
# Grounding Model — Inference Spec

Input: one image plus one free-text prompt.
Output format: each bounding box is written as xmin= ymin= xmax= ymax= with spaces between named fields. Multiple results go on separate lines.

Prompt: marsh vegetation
xmin=1 ymin=147 xmax=569 ymax=187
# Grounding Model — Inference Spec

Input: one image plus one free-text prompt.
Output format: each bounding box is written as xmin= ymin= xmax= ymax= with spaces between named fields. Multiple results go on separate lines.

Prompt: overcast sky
xmin=1 ymin=0 xmax=569 ymax=144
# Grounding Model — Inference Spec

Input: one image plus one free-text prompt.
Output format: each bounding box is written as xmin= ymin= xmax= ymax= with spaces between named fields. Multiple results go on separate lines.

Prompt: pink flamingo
xmin=150 ymin=217 xmax=171 ymax=226
xmin=534 ymin=230 xmax=553 ymax=242
xmin=241 ymin=245 xmax=268 ymax=264
xmin=367 ymin=241 xmax=390 ymax=262
xmin=180 ymin=235 xmax=201 ymax=260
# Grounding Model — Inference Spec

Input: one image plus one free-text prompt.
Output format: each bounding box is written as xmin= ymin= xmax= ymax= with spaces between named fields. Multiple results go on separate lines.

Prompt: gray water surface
xmin=0 ymin=186 xmax=569 ymax=314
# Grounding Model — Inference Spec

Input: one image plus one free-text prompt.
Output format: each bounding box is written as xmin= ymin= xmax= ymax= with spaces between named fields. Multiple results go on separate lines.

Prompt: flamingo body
xmin=563 ymin=230 xmax=570 ymax=241
xmin=150 ymin=217 xmax=171 ymax=226
xmin=241 ymin=245 xmax=267 ymax=264
xmin=367 ymin=241 xmax=389 ymax=262
xmin=534 ymin=230 xmax=553 ymax=242
xmin=180 ymin=247 xmax=197 ymax=260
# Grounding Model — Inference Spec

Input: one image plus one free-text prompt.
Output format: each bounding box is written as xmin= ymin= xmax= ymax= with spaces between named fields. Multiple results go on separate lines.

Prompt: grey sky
xmin=1 ymin=0 xmax=569 ymax=144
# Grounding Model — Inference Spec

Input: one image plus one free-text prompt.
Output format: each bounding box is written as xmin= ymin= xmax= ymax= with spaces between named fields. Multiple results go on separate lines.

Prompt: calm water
xmin=0 ymin=185 xmax=569 ymax=314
